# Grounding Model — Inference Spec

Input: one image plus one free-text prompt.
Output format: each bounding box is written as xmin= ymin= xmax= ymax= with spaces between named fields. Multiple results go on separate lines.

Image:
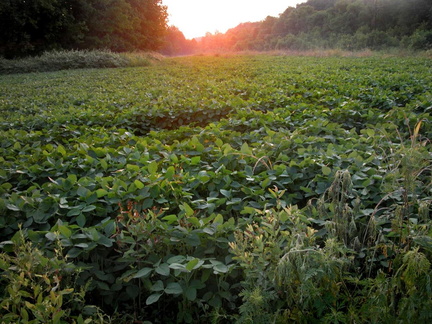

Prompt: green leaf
xmin=103 ymin=220 xmax=116 ymax=236
xmin=167 ymin=255 xmax=186 ymax=264
xmin=66 ymin=206 xmax=81 ymax=216
xmin=165 ymin=166 xmax=175 ymax=180
xmin=190 ymin=156 xmax=201 ymax=165
xmin=186 ymin=258 xmax=199 ymax=271
xmin=100 ymin=159 xmax=108 ymax=171
xmin=142 ymin=198 xmax=153 ymax=209
xmin=220 ymin=189 xmax=231 ymax=198
xmin=203 ymin=226 xmax=215 ymax=235
xmin=6 ymin=204 xmax=20 ymax=211
xmin=168 ymin=263 xmax=188 ymax=273
xmin=155 ymin=263 xmax=170 ymax=276
xmin=240 ymin=142 xmax=252 ymax=155
xmin=182 ymin=202 xmax=194 ymax=217
xmin=366 ymin=129 xmax=375 ymax=137
xmin=151 ymin=280 xmax=164 ymax=292
xmin=96 ymin=189 xmax=108 ymax=198
xmin=148 ymin=161 xmax=158 ymax=175
xmin=146 ymin=293 xmax=163 ymax=305
xmin=215 ymin=138 xmax=223 ymax=147
xmin=53 ymin=309 xmax=64 ymax=324
xmin=58 ymin=225 xmax=72 ymax=238
xmin=188 ymin=216 xmax=201 ymax=227
xmin=210 ymin=260 xmax=229 ymax=274
xmin=322 ymin=166 xmax=331 ymax=176
xmin=165 ymin=282 xmax=183 ymax=295
xmin=82 ymin=205 xmax=96 ymax=212
xmin=126 ymin=164 xmax=140 ymax=172
xmin=261 ymin=177 xmax=271 ymax=188
xmin=185 ymin=286 xmax=197 ymax=301
xmin=133 ymin=267 xmax=152 ymax=279
xmin=45 ymin=232 xmax=58 ymax=241
xmin=134 ymin=179 xmax=145 ymax=189
xmin=213 ymin=214 xmax=224 ymax=224
xmin=209 ymin=295 xmax=222 ymax=308
xmin=86 ymin=193 xmax=97 ymax=204
xmin=97 ymin=235 xmax=113 ymax=247
xmin=57 ymin=145 xmax=67 ymax=157
xmin=77 ymin=186 xmax=89 ymax=198
xmin=67 ymin=174 xmax=77 ymax=183
xmin=66 ymin=247 xmax=82 ymax=258
xmin=241 ymin=206 xmax=257 ymax=215
xmin=76 ymin=213 xmax=86 ymax=227
xmin=74 ymin=243 xmax=89 ymax=248
xmin=162 ymin=214 xmax=178 ymax=224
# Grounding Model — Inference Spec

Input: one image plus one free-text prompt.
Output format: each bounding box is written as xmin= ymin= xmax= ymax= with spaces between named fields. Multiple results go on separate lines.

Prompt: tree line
xmin=187 ymin=0 xmax=432 ymax=53
xmin=1 ymin=0 xmax=431 ymax=58
xmin=0 ymin=0 xmax=167 ymax=58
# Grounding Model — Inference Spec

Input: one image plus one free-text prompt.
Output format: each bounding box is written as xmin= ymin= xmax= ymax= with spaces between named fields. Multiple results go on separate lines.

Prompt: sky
xmin=161 ymin=0 xmax=306 ymax=39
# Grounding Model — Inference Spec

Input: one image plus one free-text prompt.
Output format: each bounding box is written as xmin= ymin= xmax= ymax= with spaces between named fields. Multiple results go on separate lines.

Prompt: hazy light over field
xmin=162 ymin=0 xmax=305 ymax=39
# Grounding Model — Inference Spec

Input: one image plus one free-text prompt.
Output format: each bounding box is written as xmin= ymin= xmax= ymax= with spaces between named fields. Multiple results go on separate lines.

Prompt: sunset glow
xmin=162 ymin=0 xmax=305 ymax=39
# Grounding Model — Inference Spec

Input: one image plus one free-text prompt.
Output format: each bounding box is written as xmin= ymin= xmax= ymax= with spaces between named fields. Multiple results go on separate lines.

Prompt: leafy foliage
xmin=0 ymin=0 xmax=167 ymax=58
xmin=0 ymin=55 xmax=431 ymax=322
xmin=0 ymin=229 xmax=94 ymax=323
xmin=0 ymin=50 xmax=163 ymax=75
xmin=194 ymin=0 xmax=432 ymax=53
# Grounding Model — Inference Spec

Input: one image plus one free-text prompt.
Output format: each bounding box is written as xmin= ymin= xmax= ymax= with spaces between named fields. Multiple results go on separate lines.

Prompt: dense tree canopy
xmin=1 ymin=0 xmax=431 ymax=57
xmin=193 ymin=0 xmax=432 ymax=53
xmin=0 ymin=0 xmax=167 ymax=58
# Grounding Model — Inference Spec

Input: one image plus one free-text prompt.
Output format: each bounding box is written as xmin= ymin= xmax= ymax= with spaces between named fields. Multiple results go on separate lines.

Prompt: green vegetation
xmin=1 ymin=54 xmax=431 ymax=323
xmin=0 ymin=0 xmax=167 ymax=58
xmin=0 ymin=50 xmax=163 ymax=75
xmin=2 ymin=0 xmax=431 ymax=58
xmin=193 ymin=0 xmax=432 ymax=53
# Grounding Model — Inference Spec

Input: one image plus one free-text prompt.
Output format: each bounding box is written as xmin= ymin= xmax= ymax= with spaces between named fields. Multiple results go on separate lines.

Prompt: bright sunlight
xmin=162 ymin=0 xmax=305 ymax=39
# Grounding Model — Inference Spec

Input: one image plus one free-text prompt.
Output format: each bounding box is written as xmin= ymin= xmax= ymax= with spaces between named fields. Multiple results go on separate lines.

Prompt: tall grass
xmin=0 ymin=50 xmax=163 ymax=74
